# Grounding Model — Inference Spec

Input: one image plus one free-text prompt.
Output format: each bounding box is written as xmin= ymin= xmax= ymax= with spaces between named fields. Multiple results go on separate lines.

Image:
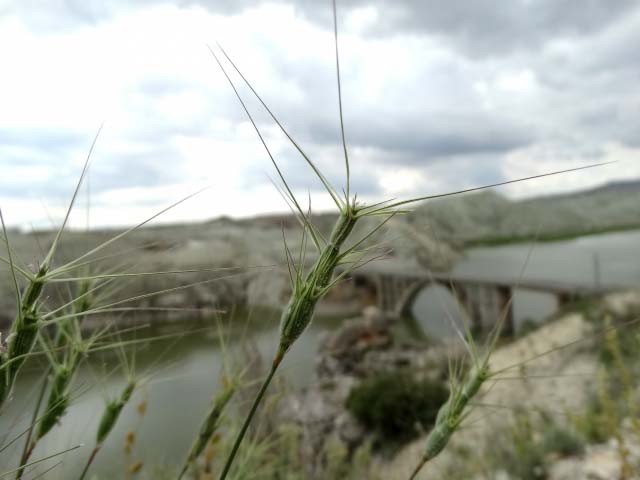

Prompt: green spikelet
xmin=36 ymin=365 xmax=72 ymax=440
xmin=409 ymin=364 xmax=490 ymax=479
xmin=96 ymin=380 xmax=136 ymax=445
xmin=178 ymin=380 xmax=236 ymax=479
xmin=0 ymin=267 xmax=48 ymax=406
xmin=278 ymin=208 xmax=357 ymax=358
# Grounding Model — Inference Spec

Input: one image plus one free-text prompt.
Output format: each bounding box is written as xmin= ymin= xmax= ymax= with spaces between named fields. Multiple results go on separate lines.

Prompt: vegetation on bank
xmin=465 ymin=222 xmax=640 ymax=248
xmin=346 ymin=371 xmax=449 ymax=445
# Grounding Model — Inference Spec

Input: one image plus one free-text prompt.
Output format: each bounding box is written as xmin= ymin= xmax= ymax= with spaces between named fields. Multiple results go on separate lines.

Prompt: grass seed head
xmin=0 ymin=310 xmax=41 ymax=405
xmin=413 ymin=363 xmax=490 ymax=477
xmin=186 ymin=381 xmax=236 ymax=465
xmin=36 ymin=365 xmax=73 ymax=440
xmin=278 ymin=208 xmax=358 ymax=358
xmin=96 ymin=380 xmax=136 ymax=445
xmin=0 ymin=267 xmax=49 ymax=406
xmin=178 ymin=379 xmax=236 ymax=480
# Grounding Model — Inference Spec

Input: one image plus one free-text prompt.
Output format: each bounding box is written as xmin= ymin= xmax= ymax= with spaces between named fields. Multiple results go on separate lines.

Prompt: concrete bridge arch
xmin=345 ymin=260 xmax=615 ymax=336
xmin=352 ymin=272 xmax=514 ymax=336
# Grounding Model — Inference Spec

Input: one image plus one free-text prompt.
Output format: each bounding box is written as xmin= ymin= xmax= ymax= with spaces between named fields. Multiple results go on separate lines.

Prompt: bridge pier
xmin=347 ymin=265 xmax=603 ymax=339
xmin=496 ymin=285 xmax=515 ymax=337
xmin=451 ymin=284 xmax=513 ymax=336
xmin=556 ymin=291 xmax=575 ymax=309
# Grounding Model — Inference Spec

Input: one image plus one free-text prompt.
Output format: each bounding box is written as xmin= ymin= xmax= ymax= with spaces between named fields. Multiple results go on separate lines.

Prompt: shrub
xmin=346 ymin=371 xmax=449 ymax=443
xmin=518 ymin=318 xmax=541 ymax=337
xmin=541 ymin=425 xmax=585 ymax=457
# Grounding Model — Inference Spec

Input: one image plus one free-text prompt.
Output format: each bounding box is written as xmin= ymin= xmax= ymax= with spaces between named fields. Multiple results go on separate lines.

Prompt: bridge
xmin=341 ymin=259 xmax=623 ymax=335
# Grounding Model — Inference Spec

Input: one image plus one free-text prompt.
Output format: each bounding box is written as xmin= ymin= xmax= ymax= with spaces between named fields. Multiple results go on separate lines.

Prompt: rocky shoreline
xmin=267 ymin=290 xmax=640 ymax=480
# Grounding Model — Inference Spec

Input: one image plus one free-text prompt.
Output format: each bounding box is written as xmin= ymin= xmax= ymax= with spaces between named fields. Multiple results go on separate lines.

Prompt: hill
xmin=411 ymin=179 xmax=640 ymax=245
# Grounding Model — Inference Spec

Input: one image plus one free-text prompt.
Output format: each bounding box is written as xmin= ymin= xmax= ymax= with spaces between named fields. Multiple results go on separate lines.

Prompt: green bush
xmin=518 ymin=318 xmax=541 ymax=337
xmin=542 ymin=425 xmax=585 ymax=457
xmin=346 ymin=371 xmax=448 ymax=443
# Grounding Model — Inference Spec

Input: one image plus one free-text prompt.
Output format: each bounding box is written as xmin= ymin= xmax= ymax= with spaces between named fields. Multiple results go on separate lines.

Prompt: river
xmin=1 ymin=230 xmax=639 ymax=478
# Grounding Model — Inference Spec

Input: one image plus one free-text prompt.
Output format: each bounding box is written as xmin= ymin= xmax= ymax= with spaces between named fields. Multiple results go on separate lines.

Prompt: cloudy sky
xmin=1 ymin=0 xmax=638 ymax=229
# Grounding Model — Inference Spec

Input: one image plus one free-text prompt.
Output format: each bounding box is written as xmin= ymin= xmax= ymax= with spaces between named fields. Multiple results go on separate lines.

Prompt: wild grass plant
xmin=204 ymin=2 xmax=612 ymax=478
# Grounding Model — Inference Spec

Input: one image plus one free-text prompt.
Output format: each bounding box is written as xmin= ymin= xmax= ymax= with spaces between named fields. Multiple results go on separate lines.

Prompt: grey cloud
xmin=228 ymin=98 xmax=535 ymax=166
xmin=4 ymin=0 xmax=116 ymax=31
xmin=352 ymin=0 xmax=637 ymax=57
xmin=14 ymin=0 xmax=639 ymax=58
xmin=239 ymin=147 xmax=383 ymax=197
xmin=306 ymin=113 xmax=535 ymax=163
xmin=0 ymin=128 xmax=87 ymax=159
xmin=214 ymin=39 xmax=537 ymax=164
xmin=91 ymin=152 xmax=184 ymax=192
xmin=172 ymin=0 xmax=640 ymax=58
xmin=214 ymin=58 xmax=535 ymax=165
xmin=5 ymin=0 xmax=259 ymax=32
xmin=0 ymin=137 xmax=186 ymax=200
xmin=427 ymin=154 xmax=508 ymax=191
xmin=530 ymin=14 xmax=640 ymax=148
xmin=5 ymin=0 xmax=640 ymax=217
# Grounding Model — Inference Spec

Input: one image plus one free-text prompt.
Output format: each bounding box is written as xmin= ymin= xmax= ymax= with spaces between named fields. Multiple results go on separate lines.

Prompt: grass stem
xmin=15 ymin=374 xmax=48 ymax=480
xmin=218 ymin=357 xmax=281 ymax=480
xmin=77 ymin=447 xmax=98 ymax=480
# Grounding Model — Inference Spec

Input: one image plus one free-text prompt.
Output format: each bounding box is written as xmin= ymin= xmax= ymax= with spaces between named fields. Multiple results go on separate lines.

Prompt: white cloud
xmin=502 ymin=142 xmax=640 ymax=199
xmin=0 ymin=1 xmax=639 ymax=228
xmin=496 ymin=69 xmax=537 ymax=93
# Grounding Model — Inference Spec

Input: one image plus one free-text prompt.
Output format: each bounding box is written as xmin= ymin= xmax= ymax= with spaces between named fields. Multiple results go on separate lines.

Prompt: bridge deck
xmin=350 ymin=258 xmax=626 ymax=296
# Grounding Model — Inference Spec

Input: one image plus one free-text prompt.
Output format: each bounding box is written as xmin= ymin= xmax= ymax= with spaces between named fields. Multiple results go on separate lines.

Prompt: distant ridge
xmin=412 ymin=176 xmax=640 ymax=245
xmin=534 ymin=178 xmax=640 ymax=202
xmin=20 ymin=177 xmax=640 ymax=245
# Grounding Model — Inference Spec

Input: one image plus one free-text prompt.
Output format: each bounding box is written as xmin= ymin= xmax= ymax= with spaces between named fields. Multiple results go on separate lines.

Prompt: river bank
xmin=464 ymin=223 xmax=640 ymax=248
